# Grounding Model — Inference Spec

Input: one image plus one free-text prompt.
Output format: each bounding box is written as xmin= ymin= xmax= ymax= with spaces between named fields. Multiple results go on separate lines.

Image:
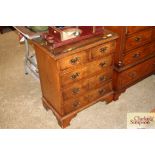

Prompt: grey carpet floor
xmin=0 ymin=31 xmax=155 ymax=129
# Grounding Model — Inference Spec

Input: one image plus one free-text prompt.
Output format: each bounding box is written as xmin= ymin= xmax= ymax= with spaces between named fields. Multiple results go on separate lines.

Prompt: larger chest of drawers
xmin=32 ymin=30 xmax=118 ymax=128
xmin=105 ymin=26 xmax=155 ymax=100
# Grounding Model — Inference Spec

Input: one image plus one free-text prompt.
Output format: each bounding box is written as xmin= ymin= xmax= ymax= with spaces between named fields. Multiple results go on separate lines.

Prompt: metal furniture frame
xmin=24 ymin=37 xmax=39 ymax=79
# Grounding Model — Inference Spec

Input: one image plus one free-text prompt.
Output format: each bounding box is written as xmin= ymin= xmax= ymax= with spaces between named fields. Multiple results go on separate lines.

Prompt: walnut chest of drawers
xmin=32 ymin=30 xmax=118 ymax=128
xmin=105 ymin=26 xmax=155 ymax=100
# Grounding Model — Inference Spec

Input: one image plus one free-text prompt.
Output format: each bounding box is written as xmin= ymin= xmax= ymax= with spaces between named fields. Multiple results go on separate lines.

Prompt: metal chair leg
xmin=24 ymin=38 xmax=29 ymax=75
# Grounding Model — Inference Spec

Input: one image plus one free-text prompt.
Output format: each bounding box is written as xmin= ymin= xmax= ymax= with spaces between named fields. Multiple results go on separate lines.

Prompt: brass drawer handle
xmin=134 ymin=36 xmax=141 ymax=42
xmin=129 ymin=72 xmax=137 ymax=78
xmin=72 ymin=87 xmax=80 ymax=94
xmin=70 ymin=57 xmax=80 ymax=64
xmin=99 ymin=62 xmax=106 ymax=68
xmin=98 ymin=88 xmax=106 ymax=95
xmin=70 ymin=72 xmax=80 ymax=80
xmin=100 ymin=47 xmax=107 ymax=53
xmin=99 ymin=75 xmax=106 ymax=82
xmin=72 ymin=100 xmax=80 ymax=108
xmin=133 ymin=53 xmax=140 ymax=58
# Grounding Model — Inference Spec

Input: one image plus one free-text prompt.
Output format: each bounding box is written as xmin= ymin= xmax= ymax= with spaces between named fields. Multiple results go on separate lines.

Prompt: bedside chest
xmin=105 ymin=26 xmax=155 ymax=100
xmin=32 ymin=30 xmax=118 ymax=128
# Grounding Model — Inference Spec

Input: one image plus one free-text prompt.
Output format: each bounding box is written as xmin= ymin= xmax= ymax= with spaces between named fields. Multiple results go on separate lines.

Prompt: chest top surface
xmin=32 ymin=29 xmax=118 ymax=60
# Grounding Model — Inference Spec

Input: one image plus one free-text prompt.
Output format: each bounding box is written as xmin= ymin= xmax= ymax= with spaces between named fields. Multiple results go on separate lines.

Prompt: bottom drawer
xmin=63 ymin=95 xmax=89 ymax=114
xmin=119 ymin=56 xmax=155 ymax=89
xmin=63 ymin=82 xmax=113 ymax=114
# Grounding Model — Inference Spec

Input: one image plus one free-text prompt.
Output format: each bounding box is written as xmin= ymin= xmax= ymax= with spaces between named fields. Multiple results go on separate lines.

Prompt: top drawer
xmin=91 ymin=41 xmax=115 ymax=59
xmin=125 ymin=29 xmax=152 ymax=51
xmin=58 ymin=51 xmax=88 ymax=70
xmin=127 ymin=26 xmax=150 ymax=35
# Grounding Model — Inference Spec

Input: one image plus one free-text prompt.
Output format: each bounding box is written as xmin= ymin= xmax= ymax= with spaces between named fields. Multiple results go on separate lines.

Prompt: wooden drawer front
xmin=123 ymin=42 xmax=155 ymax=67
xmin=63 ymin=68 xmax=112 ymax=100
xmin=119 ymin=56 xmax=155 ymax=88
xmin=63 ymin=82 xmax=112 ymax=114
xmin=62 ymin=80 xmax=89 ymax=100
xmin=88 ymin=68 xmax=112 ymax=89
xmin=125 ymin=29 xmax=152 ymax=51
xmin=91 ymin=41 xmax=115 ymax=59
xmin=127 ymin=26 xmax=150 ymax=35
xmin=61 ymin=55 xmax=113 ymax=88
xmin=89 ymin=55 xmax=113 ymax=74
xmin=58 ymin=51 xmax=88 ymax=70
xmin=61 ymin=66 xmax=88 ymax=87
xmin=88 ymin=82 xmax=113 ymax=102
xmin=64 ymin=95 xmax=89 ymax=114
